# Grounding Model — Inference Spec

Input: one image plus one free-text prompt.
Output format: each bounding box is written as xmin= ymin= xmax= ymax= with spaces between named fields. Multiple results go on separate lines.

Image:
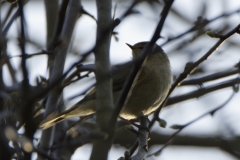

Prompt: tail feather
xmin=40 ymin=112 xmax=66 ymax=129
xmin=40 ymin=102 xmax=96 ymax=129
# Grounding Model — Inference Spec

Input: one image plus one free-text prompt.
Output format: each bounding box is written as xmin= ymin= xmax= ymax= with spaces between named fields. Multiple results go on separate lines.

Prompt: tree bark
xmin=38 ymin=1 xmax=80 ymax=159
xmin=90 ymin=0 xmax=113 ymax=159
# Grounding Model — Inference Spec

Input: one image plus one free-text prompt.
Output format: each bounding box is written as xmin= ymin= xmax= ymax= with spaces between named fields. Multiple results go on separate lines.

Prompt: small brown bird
xmin=40 ymin=42 xmax=171 ymax=129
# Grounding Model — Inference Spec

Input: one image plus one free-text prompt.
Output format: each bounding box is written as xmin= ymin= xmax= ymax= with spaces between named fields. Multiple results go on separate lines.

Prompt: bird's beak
xmin=126 ymin=43 xmax=134 ymax=50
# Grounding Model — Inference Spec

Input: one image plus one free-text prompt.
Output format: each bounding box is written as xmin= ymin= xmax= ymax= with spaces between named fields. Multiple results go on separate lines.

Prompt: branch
xmin=161 ymin=7 xmax=240 ymax=46
xmin=0 ymin=40 xmax=18 ymax=84
xmin=131 ymin=117 xmax=149 ymax=160
xmin=114 ymin=129 xmax=239 ymax=148
xmin=148 ymin=91 xmax=236 ymax=157
xmin=51 ymin=131 xmax=107 ymax=150
xmin=1 ymin=4 xmax=15 ymax=27
xmin=2 ymin=1 xmax=29 ymax=36
xmin=38 ymin=1 xmax=80 ymax=158
xmin=9 ymin=50 xmax=52 ymax=59
xmin=62 ymin=64 xmax=95 ymax=87
xmin=18 ymin=0 xmax=29 ymax=88
xmin=44 ymin=0 xmax=59 ymax=49
xmin=34 ymin=148 xmax=57 ymax=160
xmin=181 ymin=68 xmax=239 ymax=86
xmin=167 ymin=77 xmax=240 ymax=106
xmin=90 ymin=0 xmax=113 ymax=159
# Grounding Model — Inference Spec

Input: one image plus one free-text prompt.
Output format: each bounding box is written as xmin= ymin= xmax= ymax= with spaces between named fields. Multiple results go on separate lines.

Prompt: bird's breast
xmin=120 ymin=62 xmax=171 ymax=120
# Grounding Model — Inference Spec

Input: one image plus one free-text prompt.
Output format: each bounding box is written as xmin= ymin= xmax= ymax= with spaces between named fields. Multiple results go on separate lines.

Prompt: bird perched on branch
xmin=40 ymin=42 xmax=171 ymax=129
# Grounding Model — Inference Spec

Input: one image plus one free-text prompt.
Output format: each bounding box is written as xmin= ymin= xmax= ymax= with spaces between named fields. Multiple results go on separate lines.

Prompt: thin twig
xmin=180 ymin=68 xmax=239 ymax=86
xmin=9 ymin=50 xmax=52 ymax=59
xmin=161 ymin=7 xmax=240 ymax=46
xmin=167 ymin=77 xmax=240 ymax=106
xmin=148 ymin=91 xmax=236 ymax=157
xmin=2 ymin=0 xmax=30 ymax=36
xmin=1 ymin=4 xmax=15 ymax=28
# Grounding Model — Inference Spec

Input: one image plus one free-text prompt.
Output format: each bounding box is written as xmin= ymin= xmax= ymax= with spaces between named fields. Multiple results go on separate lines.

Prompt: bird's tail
xmin=40 ymin=102 xmax=96 ymax=129
xmin=40 ymin=112 xmax=66 ymax=129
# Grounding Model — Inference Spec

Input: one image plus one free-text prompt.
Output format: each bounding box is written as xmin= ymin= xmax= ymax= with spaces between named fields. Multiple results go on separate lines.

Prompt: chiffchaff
xmin=40 ymin=42 xmax=171 ymax=129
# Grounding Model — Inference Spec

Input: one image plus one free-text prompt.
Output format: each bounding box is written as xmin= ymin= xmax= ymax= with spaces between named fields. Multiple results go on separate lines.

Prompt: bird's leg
xmin=119 ymin=117 xmax=150 ymax=134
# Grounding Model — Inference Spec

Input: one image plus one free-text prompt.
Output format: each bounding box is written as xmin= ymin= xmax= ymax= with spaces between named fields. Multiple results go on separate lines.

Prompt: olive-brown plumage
xmin=40 ymin=42 xmax=171 ymax=129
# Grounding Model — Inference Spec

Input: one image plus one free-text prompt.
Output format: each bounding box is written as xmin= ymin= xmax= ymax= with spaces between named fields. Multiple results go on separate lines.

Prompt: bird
xmin=40 ymin=41 xmax=171 ymax=129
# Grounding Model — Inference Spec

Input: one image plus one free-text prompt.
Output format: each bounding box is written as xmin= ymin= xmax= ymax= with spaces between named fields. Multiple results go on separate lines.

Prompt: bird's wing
xmin=112 ymin=61 xmax=133 ymax=92
xmin=79 ymin=61 xmax=133 ymax=103
xmin=40 ymin=61 xmax=141 ymax=129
